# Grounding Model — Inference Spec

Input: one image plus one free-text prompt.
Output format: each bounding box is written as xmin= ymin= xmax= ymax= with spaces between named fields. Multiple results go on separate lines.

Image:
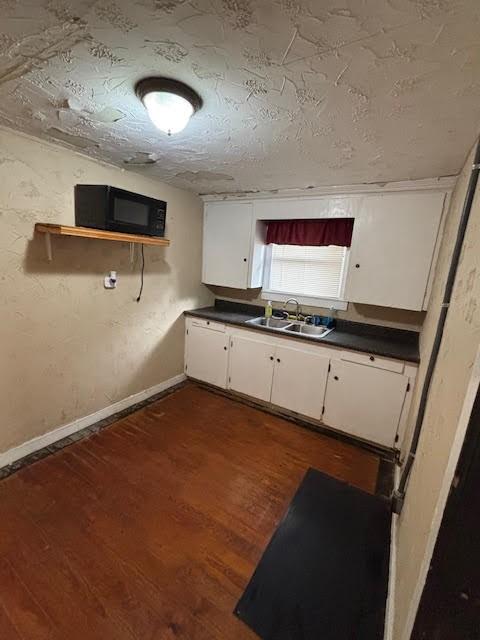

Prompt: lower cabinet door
xmin=323 ymin=360 xmax=409 ymax=447
xmin=185 ymin=324 xmax=229 ymax=388
xmin=229 ymin=334 xmax=274 ymax=402
xmin=271 ymin=345 xmax=330 ymax=420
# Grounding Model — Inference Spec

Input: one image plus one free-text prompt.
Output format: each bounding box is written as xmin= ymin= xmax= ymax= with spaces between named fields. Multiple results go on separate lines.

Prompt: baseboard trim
xmin=0 ymin=373 xmax=186 ymax=470
xmin=384 ymin=464 xmax=400 ymax=640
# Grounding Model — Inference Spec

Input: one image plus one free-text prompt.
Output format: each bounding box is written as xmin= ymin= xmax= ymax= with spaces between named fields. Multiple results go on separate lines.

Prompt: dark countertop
xmin=184 ymin=300 xmax=420 ymax=364
xmin=185 ymin=300 xmax=420 ymax=363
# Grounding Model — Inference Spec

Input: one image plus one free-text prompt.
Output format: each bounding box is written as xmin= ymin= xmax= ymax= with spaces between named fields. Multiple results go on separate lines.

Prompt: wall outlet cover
xmin=104 ymin=271 xmax=117 ymax=289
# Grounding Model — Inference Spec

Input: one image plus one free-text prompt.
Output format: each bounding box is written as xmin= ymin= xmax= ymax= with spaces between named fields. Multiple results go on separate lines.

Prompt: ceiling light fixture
xmin=135 ymin=77 xmax=202 ymax=136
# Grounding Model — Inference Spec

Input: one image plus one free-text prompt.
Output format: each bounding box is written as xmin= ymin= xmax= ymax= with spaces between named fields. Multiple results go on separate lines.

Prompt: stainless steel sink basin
xmin=245 ymin=316 xmax=334 ymax=340
xmin=246 ymin=317 xmax=292 ymax=329
xmin=284 ymin=323 xmax=331 ymax=337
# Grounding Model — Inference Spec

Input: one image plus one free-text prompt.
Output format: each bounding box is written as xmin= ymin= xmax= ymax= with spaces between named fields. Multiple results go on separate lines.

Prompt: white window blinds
xmin=268 ymin=244 xmax=347 ymax=299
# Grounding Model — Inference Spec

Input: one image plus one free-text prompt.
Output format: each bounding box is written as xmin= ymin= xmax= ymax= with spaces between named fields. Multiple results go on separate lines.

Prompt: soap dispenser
xmin=265 ymin=300 xmax=273 ymax=319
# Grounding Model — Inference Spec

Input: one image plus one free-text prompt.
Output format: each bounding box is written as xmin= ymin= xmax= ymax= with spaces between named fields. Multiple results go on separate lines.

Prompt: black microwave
xmin=74 ymin=185 xmax=166 ymax=237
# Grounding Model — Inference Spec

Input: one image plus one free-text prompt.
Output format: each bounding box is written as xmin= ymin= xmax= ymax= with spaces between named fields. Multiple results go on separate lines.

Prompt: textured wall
xmin=393 ymin=142 xmax=480 ymax=639
xmin=0 ymin=127 xmax=212 ymax=454
xmin=0 ymin=1 xmax=480 ymax=194
xmin=209 ymin=287 xmax=425 ymax=331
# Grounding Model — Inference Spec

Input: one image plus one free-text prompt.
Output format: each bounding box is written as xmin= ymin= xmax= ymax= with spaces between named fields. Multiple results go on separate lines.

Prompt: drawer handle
xmin=334 ymin=375 xmax=339 ymax=381
xmin=206 ymin=321 xmax=210 ymax=325
xmin=370 ymin=355 xmax=375 ymax=362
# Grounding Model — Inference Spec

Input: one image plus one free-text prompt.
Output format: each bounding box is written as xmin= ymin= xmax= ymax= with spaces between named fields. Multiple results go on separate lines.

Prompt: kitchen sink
xmin=246 ymin=317 xmax=292 ymax=329
xmin=284 ymin=323 xmax=332 ymax=337
xmin=245 ymin=317 xmax=334 ymax=340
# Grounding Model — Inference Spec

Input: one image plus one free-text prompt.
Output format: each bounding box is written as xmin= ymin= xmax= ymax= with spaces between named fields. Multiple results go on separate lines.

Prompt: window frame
xmin=261 ymin=243 xmax=350 ymax=311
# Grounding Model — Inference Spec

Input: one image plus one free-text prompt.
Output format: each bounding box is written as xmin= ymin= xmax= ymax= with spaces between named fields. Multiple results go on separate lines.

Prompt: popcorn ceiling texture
xmin=0 ymin=0 xmax=480 ymax=194
xmin=0 ymin=126 xmax=212 ymax=454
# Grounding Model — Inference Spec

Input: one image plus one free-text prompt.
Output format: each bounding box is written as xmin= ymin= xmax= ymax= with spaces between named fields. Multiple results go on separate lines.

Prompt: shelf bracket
xmin=44 ymin=232 xmax=53 ymax=262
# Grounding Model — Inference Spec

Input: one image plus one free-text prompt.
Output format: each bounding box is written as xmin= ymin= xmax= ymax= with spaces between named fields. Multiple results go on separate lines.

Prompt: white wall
xmin=0 ymin=126 xmax=212 ymax=454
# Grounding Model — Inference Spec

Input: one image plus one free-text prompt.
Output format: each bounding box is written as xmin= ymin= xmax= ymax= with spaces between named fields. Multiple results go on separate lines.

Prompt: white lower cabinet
xmin=323 ymin=360 xmax=409 ymax=448
xmin=228 ymin=334 xmax=274 ymax=402
xmin=271 ymin=345 xmax=330 ymax=420
xmin=185 ymin=318 xmax=415 ymax=449
xmin=185 ymin=323 xmax=229 ymax=389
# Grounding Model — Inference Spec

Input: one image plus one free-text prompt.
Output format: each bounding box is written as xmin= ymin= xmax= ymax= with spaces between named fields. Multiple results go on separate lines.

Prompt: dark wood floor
xmin=0 ymin=383 xmax=379 ymax=639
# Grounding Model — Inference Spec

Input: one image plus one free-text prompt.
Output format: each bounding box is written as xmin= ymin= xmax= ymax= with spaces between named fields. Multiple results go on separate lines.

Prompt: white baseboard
xmin=0 ymin=373 xmax=186 ymax=470
xmin=384 ymin=464 xmax=400 ymax=640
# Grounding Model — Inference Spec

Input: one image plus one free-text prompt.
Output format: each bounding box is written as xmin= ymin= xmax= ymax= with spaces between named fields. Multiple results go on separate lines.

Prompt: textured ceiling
xmin=1 ymin=0 xmax=480 ymax=194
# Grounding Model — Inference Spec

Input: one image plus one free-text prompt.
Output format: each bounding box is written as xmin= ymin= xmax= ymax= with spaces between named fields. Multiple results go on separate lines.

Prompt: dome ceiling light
xmin=135 ymin=77 xmax=203 ymax=136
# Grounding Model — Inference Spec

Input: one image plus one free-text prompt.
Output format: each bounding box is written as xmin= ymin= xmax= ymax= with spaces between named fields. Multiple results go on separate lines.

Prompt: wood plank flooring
xmin=0 ymin=383 xmax=379 ymax=640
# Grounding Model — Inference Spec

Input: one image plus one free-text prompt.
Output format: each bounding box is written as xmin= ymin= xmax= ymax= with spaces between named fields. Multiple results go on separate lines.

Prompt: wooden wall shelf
xmin=35 ymin=223 xmax=170 ymax=261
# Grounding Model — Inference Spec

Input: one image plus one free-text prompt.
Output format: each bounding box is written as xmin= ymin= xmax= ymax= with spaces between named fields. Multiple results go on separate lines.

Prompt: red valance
xmin=266 ymin=218 xmax=354 ymax=247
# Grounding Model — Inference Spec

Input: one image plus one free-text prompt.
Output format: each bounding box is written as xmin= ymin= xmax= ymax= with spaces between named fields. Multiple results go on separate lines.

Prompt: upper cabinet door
xmin=202 ymin=202 xmax=253 ymax=289
xmin=345 ymin=192 xmax=446 ymax=310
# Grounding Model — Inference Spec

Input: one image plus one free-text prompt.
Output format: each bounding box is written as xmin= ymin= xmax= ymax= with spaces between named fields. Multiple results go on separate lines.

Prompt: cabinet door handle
xmin=334 ymin=375 xmax=339 ymax=381
xmin=276 ymin=358 xmax=281 ymax=363
xmin=206 ymin=321 xmax=210 ymax=325
xmin=224 ymin=346 xmax=227 ymax=351
xmin=369 ymin=355 xmax=375 ymax=361
xmin=243 ymin=258 xmax=247 ymax=262
xmin=269 ymin=356 xmax=274 ymax=361
xmin=355 ymin=263 xmax=360 ymax=268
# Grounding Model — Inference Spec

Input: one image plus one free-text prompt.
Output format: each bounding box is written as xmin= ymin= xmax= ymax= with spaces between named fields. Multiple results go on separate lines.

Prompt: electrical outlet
xmin=104 ymin=270 xmax=117 ymax=289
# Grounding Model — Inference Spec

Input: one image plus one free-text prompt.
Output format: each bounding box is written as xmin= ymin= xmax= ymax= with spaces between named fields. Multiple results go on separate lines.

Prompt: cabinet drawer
xmin=189 ymin=318 xmax=226 ymax=333
xmin=339 ymin=350 xmax=404 ymax=374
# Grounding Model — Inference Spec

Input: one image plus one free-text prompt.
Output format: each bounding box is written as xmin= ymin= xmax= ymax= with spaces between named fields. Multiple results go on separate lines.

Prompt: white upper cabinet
xmin=344 ymin=192 xmax=446 ymax=310
xmin=202 ymin=201 xmax=265 ymax=289
xmin=202 ymin=187 xmax=448 ymax=305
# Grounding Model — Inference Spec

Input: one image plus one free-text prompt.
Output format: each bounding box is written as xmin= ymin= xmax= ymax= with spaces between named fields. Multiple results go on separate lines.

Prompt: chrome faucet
xmin=282 ymin=298 xmax=301 ymax=320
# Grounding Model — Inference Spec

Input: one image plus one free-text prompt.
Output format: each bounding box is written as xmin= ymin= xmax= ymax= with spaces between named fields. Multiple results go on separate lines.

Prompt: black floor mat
xmin=235 ymin=468 xmax=391 ymax=640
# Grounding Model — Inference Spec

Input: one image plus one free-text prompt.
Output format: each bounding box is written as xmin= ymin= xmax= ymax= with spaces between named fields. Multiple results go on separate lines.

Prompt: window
xmin=262 ymin=243 xmax=349 ymax=309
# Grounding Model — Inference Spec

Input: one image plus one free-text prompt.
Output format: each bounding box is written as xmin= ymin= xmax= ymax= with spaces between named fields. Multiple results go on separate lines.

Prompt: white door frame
xmin=400 ymin=343 xmax=480 ymax=640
